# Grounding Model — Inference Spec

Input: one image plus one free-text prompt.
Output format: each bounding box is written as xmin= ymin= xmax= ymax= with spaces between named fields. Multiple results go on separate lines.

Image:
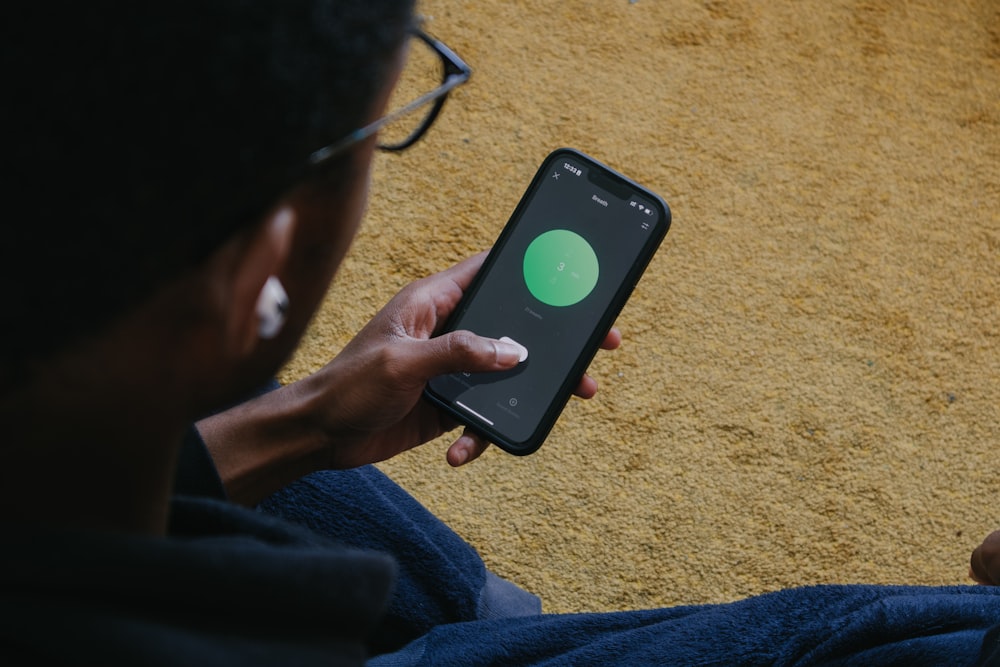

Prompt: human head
xmin=2 ymin=0 xmax=415 ymax=387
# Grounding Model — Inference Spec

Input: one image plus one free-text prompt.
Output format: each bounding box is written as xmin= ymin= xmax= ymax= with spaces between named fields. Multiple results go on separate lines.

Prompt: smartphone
xmin=424 ymin=148 xmax=671 ymax=455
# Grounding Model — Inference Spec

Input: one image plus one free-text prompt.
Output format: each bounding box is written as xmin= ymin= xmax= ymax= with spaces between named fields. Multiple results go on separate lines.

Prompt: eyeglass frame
xmin=308 ymin=29 xmax=472 ymax=167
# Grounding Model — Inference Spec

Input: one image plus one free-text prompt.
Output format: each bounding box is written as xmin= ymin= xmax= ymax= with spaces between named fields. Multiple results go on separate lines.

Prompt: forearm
xmin=195 ymin=381 xmax=331 ymax=506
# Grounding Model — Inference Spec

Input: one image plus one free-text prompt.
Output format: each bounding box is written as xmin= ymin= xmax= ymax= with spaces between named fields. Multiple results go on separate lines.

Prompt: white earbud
xmin=255 ymin=276 xmax=289 ymax=339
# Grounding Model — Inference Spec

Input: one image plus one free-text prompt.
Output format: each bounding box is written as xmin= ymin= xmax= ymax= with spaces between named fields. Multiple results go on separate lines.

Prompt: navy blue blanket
xmin=259 ymin=468 xmax=1000 ymax=666
xmin=371 ymin=584 xmax=1000 ymax=666
xmin=258 ymin=466 xmax=540 ymax=654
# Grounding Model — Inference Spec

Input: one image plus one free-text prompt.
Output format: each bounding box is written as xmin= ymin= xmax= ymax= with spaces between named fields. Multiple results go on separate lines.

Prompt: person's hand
xmin=970 ymin=530 xmax=1000 ymax=585
xmin=295 ymin=252 xmax=621 ymax=469
xmin=198 ymin=252 xmax=620 ymax=504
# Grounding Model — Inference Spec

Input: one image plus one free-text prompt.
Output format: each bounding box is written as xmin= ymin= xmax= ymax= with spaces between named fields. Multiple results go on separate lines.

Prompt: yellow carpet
xmin=280 ymin=0 xmax=1000 ymax=613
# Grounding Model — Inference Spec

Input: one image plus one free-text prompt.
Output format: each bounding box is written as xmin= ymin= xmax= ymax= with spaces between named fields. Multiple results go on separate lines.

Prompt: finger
xmin=406 ymin=330 xmax=524 ymax=381
xmin=601 ymin=327 xmax=623 ymax=351
xmin=570 ymin=328 xmax=621 ymax=399
xmin=437 ymin=250 xmax=489 ymax=292
xmin=447 ymin=428 xmax=491 ymax=466
xmin=573 ymin=374 xmax=599 ymax=399
xmin=403 ymin=252 xmax=489 ymax=335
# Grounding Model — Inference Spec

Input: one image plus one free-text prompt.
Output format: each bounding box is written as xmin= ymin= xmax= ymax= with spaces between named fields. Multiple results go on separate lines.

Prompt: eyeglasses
xmin=309 ymin=30 xmax=471 ymax=167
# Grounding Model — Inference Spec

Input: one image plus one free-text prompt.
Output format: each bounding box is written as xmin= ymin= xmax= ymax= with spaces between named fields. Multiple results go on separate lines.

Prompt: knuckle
xmin=446 ymin=330 xmax=483 ymax=359
xmin=373 ymin=344 xmax=408 ymax=380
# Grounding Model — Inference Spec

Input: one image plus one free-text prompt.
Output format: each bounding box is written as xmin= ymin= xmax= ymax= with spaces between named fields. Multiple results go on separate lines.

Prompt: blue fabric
xmin=184 ymin=390 xmax=1000 ymax=664
xmin=479 ymin=570 xmax=542 ymax=620
xmin=259 ymin=467 xmax=539 ymax=655
xmin=371 ymin=584 xmax=1000 ymax=666
xmin=257 ymin=468 xmax=1000 ymax=666
xmin=980 ymin=623 xmax=1000 ymax=665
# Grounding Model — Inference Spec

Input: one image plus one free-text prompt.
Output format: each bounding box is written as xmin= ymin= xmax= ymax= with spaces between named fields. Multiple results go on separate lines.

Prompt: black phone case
xmin=423 ymin=148 xmax=671 ymax=455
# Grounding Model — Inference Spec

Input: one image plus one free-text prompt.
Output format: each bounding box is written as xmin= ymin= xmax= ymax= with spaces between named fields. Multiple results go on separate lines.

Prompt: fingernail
xmin=498 ymin=336 xmax=528 ymax=363
xmin=494 ymin=343 xmax=521 ymax=366
xmin=449 ymin=443 xmax=469 ymax=467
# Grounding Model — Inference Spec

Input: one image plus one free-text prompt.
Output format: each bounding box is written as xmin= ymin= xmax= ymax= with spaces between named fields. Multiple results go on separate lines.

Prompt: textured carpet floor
xmin=280 ymin=0 xmax=1000 ymax=614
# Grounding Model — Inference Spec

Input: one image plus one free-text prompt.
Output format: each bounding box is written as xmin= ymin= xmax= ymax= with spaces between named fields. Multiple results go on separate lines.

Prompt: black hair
xmin=1 ymin=0 xmax=415 ymax=380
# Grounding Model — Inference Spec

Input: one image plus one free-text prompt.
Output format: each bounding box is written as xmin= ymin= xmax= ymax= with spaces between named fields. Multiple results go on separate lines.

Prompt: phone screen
xmin=425 ymin=149 xmax=670 ymax=454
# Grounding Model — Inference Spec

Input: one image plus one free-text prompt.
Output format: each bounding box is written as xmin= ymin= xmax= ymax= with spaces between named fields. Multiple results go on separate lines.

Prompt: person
xmin=3 ymin=2 xmax=999 ymax=665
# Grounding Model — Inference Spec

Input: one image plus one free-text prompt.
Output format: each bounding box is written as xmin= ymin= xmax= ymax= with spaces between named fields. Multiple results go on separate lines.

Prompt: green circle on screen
xmin=522 ymin=229 xmax=599 ymax=307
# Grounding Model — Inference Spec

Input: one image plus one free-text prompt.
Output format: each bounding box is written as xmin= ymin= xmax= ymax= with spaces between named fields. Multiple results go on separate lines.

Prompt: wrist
xmin=196 ymin=381 xmax=331 ymax=506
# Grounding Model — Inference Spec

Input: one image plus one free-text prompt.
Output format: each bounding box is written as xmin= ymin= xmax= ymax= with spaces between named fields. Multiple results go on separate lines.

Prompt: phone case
xmin=424 ymin=148 xmax=671 ymax=455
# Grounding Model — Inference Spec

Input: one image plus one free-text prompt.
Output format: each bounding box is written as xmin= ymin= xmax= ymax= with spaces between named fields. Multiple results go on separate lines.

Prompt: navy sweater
xmin=0 ymin=430 xmax=396 ymax=666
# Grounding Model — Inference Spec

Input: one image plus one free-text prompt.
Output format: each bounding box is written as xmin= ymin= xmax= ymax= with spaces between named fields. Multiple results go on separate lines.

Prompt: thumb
xmin=412 ymin=330 xmax=526 ymax=380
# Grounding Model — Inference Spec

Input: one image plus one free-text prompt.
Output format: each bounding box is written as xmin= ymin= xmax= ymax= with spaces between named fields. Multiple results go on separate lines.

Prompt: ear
xmin=224 ymin=206 xmax=296 ymax=356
